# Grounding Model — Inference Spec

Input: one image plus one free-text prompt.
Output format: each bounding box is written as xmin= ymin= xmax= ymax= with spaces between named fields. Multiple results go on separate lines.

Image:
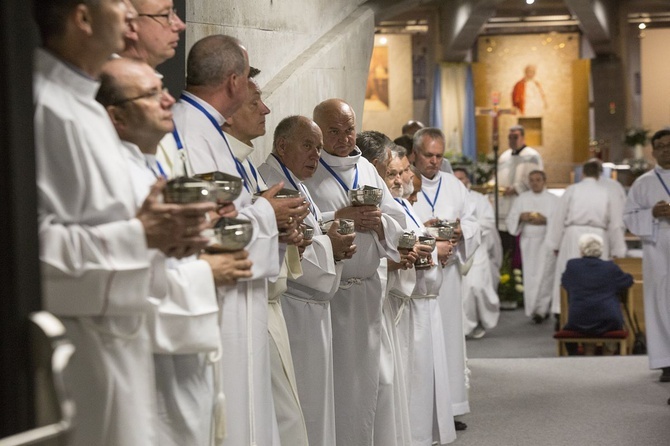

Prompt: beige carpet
xmin=452 ymin=356 xmax=670 ymax=445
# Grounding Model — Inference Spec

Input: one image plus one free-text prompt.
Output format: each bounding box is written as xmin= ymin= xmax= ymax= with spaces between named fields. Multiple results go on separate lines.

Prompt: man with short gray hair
xmin=412 ymin=127 xmax=480 ymax=429
xmin=172 ymin=34 xmax=308 ymax=446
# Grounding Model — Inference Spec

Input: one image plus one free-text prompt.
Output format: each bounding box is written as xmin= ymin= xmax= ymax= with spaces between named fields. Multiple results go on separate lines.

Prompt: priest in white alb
xmin=624 ymin=129 xmax=670 ymax=383
xmin=304 ymin=99 xmax=406 ymax=446
xmin=223 ymin=74 xmax=311 ymax=446
xmin=546 ymin=159 xmax=626 ymax=316
xmin=385 ymin=147 xmax=458 ymax=446
xmin=453 ymin=167 xmax=501 ymax=339
xmin=260 ymin=115 xmax=358 ymax=446
xmin=411 ymin=128 xmax=480 ymax=429
xmin=171 ymin=35 xmax=307 ymax=446
xmin=33 ymin=3 xmax=212 ymax=444
xmin=506 ymin=170 xmax=559 ymax=322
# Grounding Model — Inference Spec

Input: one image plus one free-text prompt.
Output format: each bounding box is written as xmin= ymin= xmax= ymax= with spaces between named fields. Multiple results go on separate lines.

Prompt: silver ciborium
xmin=414 ymin=236 xmax=436 ymax=270
xmin=207 ymin=217 xmax=254 ymax=253
xmin=348 ymin=186 xmax=383 ymax=206
xmin=425 ymin=220 xmax=458 ymax=241
xmin=302 ymin=224 xmax=315 ymax=241
xmin=256 ymin=187 xmax=302 ymax=200
xmin=398 ymin=231 xmax=417 ymax=251
xmin=193 ymin=171 xmax=243 ymax=202
xmin=321 ymin=218 xmax=355 ymax=235
xmin=163 ymin=177 xmax=217 ymax=204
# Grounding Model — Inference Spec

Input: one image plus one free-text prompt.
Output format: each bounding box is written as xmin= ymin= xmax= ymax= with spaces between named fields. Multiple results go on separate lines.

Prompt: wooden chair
xmin=614 ymin=257 xmax=645 ymax=335
xmin=554 ymin=287 xmax=630 ymax=356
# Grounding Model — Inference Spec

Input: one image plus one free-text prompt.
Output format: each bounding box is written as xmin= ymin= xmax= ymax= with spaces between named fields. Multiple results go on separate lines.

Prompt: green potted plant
xmin=498 ymin=252 xmax=523 ymax=310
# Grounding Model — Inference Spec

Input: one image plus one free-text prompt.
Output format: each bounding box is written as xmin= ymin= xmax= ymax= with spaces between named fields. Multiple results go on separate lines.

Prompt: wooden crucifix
xmin=475 ymin=91 xmax=517 ymax=228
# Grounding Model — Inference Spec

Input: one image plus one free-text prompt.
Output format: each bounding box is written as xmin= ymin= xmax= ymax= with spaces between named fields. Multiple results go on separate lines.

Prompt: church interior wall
xmin=641 ymin=27 xmax=670 ymax=160
xmin=474 ymin=33 xmax=581 ymax=184
xmin=361 ymin=34 xmax=414 ymax=139
xmin=184 ymin=0 xmax=374 ymax=164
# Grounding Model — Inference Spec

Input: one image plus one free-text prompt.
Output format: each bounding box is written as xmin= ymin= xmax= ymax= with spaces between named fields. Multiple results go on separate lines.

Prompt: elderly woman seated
xmin=561 ymin=233 xmax=634 ymax=355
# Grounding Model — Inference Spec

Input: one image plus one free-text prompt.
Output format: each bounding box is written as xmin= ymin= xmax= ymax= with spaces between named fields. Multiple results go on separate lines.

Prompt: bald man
xmin=304 ymin=98 xmax=406 ymax=446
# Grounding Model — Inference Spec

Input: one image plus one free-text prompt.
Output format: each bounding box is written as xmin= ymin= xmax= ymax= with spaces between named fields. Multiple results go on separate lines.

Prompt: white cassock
xmin=123 ymin=142 xmax=221 ymax=446
xmin=461 ymin=190 xmax=501 ymax=335
xmin=545 ymin=177 xmax=626 ymax=315
xmin=376 ymin=258 xmax=412 ymax=446
xmin=495 ymin=146 xmax=543 ymax=231
xmin=304 ymin=148 xmax=405 ymax=446
xmin=34 ymin=48 xmax=154 ymax=446
xmin=156 ymin=129 xmax=191 ymax=178
xmin=624 ymin=167 xmax=670 ymax=370
xmin=506 ymin=189 xmax=560 ymax=317
xmin=226 ymin=135 xmax=309 ymax=446
xmin=173 ymin=92 xmax=281 ymax=446
xmin=389 ymin=199 xmax=457 ymax=446
xmin=413 ymin=172 xmax=480 ymax=416
xmin=599 ymin=175 xmax=627 ymax=236
xmin=260 ymin=154 xmax=343 ymax=446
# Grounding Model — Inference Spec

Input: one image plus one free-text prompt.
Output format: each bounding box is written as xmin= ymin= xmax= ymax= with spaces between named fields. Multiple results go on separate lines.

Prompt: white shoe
xmin=471 ymin=326 xmax=486 ymax=339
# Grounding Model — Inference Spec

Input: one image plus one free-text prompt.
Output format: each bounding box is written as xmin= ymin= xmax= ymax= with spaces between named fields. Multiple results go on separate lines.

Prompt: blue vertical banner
xmin=462 ymin=64 xmax=477 ymax=160
xmin=430 ymin=64 xmax=442 ymax=129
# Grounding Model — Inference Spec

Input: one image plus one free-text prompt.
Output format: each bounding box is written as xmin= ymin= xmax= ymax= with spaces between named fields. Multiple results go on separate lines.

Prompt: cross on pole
xmin=475 ymin=91 xmax=517 ymax=228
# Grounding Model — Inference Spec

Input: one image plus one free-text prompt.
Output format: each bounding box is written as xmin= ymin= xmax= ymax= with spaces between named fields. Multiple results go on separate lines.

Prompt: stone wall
xmin=184 ymin=0 xmax=375 ymax=164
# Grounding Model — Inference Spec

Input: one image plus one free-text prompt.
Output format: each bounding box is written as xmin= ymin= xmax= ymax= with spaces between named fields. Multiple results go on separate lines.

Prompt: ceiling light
xmin=638 ymin=23 xmax=646 ymax=30
xmin=526 ymin=0 xmax=535 ymax=4
xmin=379 ymin=36 xmax=388 ymax=45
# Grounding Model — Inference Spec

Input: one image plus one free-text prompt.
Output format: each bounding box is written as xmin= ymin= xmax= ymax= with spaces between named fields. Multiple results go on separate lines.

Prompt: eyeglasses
xmin=137 ymin=7 xmax=179 ymax=27
xmin=110 ymin=88 xmax=169 ymax=106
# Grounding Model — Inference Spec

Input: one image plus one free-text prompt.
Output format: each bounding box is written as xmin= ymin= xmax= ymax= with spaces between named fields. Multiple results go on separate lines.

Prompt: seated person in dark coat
xmin=561 ymin=233 xmax=633 ymax=354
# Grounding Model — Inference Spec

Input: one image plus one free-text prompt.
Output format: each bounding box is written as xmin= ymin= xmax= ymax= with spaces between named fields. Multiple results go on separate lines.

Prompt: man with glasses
xmin=122 ymin=0 xmax=185 ymax=69
xmin=624 ymin=129 xmax=670 ymax=383
xmin=119 ymin=0 xmax=189 ymax=178
xmin=32 ymin=1 xmax=213 ymax=445
xmin=98 ymin=57 xmax=255 ymax=446
xmin=495 ymin=125 xmax=543 ymax=261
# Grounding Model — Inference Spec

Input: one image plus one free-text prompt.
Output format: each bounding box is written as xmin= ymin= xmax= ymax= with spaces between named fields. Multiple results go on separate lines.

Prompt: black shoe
xmin=660 ymin=367 xmax=670 ymax=383
xmin=454 ymin=420 xmax=467 ymax=431
xmin=532 ymin=313 xmax=544 ymax=324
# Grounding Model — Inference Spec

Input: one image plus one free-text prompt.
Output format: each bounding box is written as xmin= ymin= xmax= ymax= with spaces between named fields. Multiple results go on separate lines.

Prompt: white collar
xmin=180 ymin=91 xmax=225 ymax=126
xmin=224 ymin=132 xmax=254 ymax=161
xmin=320 ymin=146 xmax=362 ymax=168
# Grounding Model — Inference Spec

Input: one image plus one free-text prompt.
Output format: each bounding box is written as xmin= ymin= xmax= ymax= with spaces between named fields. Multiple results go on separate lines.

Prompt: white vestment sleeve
xmin=607 ymin=198 xmax=627 ymax=257
xmin=456 ymin=194 xmax=481 ymax=264
xmin=624 ymin=185 xmax=656 ymax=240
xmin=505 ymin=196 xmax=523 ymax=236
xmin=293 ymin=234 xmax=342 ymax=295
xmin=238 ymin=197 xmax=281 ymax=280
xmin=148 ymin=258 xmax=220 ymax=354
xmin=545 ymin=191 xmax=569 ymax=251
xmin=40 ymin=216 xmax=151 ymax=316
